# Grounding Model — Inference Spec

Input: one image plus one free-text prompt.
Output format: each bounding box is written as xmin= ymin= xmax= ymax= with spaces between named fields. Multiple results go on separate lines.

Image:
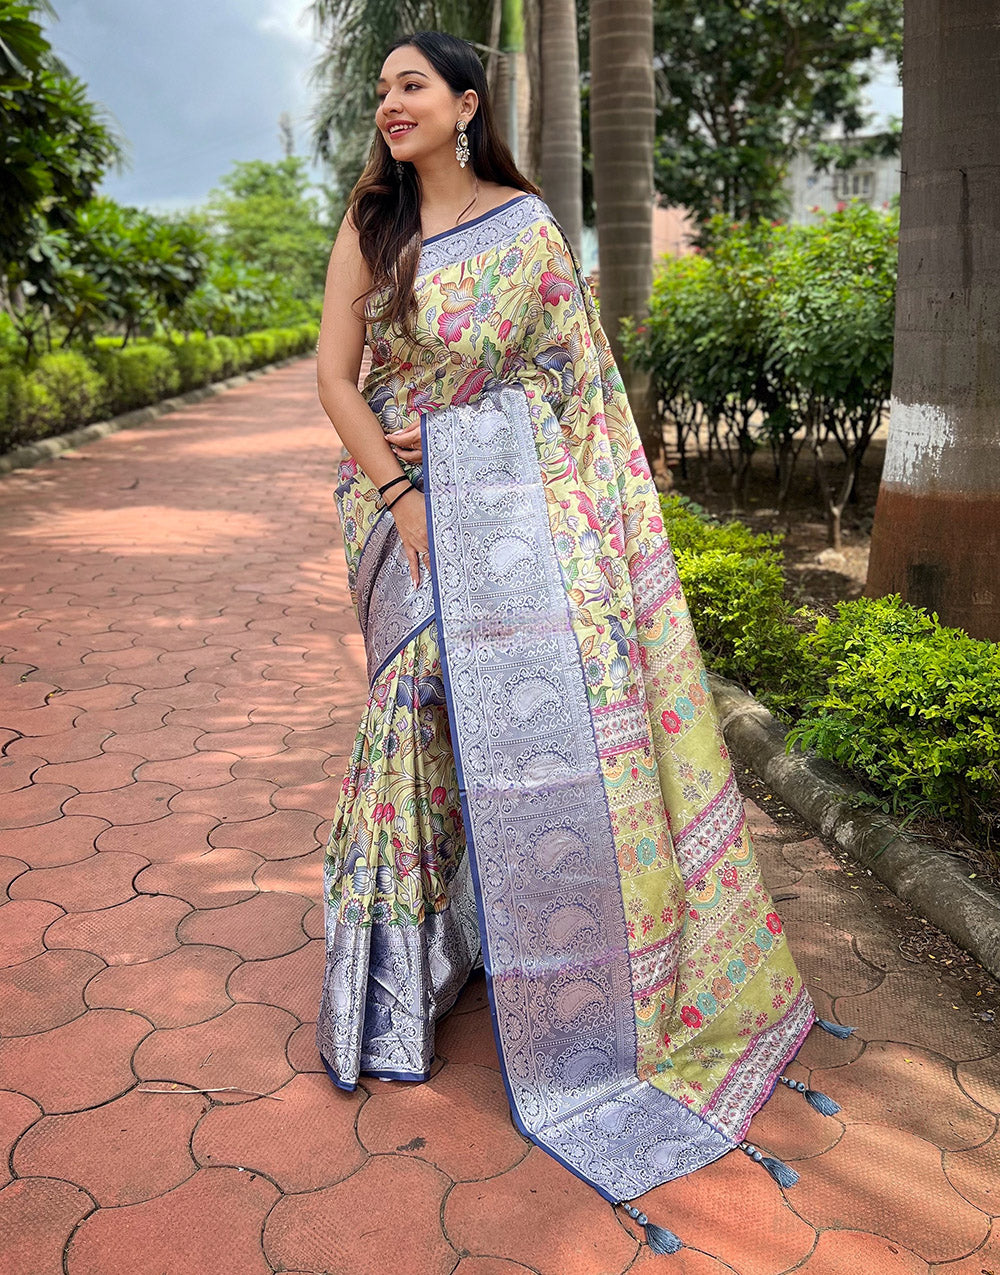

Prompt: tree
xmin=865 ymin=0 xmax=1000 ymax=640
xmin=652 ymin=0 xmax=903 ymax=226
xmin=204 ymin=158 xmax=332 ymax=310
xmin=539 ymin=0 xmax=583 ymax=250
xmin=590 ymin=0 xmax=660 ymax=468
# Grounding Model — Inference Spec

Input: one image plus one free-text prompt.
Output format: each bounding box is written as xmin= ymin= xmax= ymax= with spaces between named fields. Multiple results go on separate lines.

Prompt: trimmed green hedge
xmin=662 ymin=494 xmax=1000 ymax=851
xmin=1 ymin=322 xmax=318 ymax=453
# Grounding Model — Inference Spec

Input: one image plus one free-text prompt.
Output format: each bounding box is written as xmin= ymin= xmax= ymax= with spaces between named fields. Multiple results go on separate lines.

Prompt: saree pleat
xmin=317 ymin=193 xmax=824 ymax=1207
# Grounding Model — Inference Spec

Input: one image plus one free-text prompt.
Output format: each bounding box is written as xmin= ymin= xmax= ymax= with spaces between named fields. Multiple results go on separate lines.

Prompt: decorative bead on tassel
xmin=816 ymin=1017 xmax=855 ymax=1039
xmin=620 ymin=1202 xmax=684 ymax=1255
xmin=777 ymin=1074 xmax=842 ymax=1116
xmin=739 ymin=1141 xmax=800 ymax=1188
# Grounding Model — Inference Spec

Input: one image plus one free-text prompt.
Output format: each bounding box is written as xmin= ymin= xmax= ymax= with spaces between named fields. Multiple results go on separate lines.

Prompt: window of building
xmin=833 ymin=169 xmax=875 ymax=201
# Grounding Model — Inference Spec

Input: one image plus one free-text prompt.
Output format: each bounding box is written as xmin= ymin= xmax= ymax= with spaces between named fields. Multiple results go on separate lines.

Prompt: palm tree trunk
xmin=539 ymin=0 xmax=583 ymax=250
xmin=865 ymin=0 xmax=1000 ymax=639
xmin=589 ymin=0 xmax=662 ymax=470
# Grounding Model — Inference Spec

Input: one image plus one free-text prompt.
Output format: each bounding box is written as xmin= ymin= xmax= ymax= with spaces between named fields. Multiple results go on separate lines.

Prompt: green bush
xmin=662 ymin=496 xmax=1000 ymax=851
xmin=660 ymin=494 xmax=805 ymax=692
xmin=89 ymin=342 xmax=180 ymax=414
xmin=787 ymin=597 xmax=1000 ymax=837
xmin=0 ymin=367 xmax=55 ymax=449
xmin=32 ymin=351 xmax=105 ymax=432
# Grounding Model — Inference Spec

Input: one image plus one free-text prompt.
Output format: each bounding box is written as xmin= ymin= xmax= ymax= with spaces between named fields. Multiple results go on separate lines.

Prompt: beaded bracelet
xmin=384 ymin=484 xmax=416 ymax=512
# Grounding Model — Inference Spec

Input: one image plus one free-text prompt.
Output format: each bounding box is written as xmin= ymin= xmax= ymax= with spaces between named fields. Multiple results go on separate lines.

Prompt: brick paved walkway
xmin=0 ymin=359 xmax=997 ymax=1275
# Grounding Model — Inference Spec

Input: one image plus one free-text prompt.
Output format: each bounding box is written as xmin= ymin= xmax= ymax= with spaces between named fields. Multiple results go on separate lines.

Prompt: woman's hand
xmin=389 ymin=487 xmax=429 ymax=586
xmin=388 ymin=423 xmax=423 ymax=464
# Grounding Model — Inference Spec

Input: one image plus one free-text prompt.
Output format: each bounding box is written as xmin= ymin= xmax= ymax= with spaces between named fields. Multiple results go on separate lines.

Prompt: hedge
xmin=662 ymin=494 xmax=1000 ymax=852
xmin=0 ymin=322 xmax=319 ymax=453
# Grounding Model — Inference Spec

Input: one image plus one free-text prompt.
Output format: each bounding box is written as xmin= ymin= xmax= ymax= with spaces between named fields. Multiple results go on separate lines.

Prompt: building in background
xmin=784 ymin=135 xmax=901 ymax=224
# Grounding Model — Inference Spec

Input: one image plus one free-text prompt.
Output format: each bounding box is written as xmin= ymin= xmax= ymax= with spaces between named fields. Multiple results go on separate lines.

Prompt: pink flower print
xmin=680 ymin=1005 xmax=702 ymax=1029
xmin=661 ymin=710 xmax=681 ymax=734
xmin=453 ymin=366 xmax=492 ymax=404
xmin=498 ymin=318 xmax=513 ymax=342
xmin=437 ymin=276 xmax=477 ymax=345
xmin=431 ymin=786 xmax=446 ymax=805
xmin=765 ymin=912 xmax=783 ymax=935
xmin=540 ymin=268 xmax=574 ymax=306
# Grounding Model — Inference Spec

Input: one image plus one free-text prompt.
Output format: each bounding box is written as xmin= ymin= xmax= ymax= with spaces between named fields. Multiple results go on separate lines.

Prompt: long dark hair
xmin=350 ymin=30 xmax=539 ymax=338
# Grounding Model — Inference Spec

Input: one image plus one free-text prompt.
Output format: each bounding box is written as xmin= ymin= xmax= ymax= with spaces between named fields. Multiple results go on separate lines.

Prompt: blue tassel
xmin=805 ymin=1087 xmax=841 ymax=1116
xmin=740 ymin=1141 xmax=799 ymax=1188
xmin=761 ymin=1155 xmax=800 ymax=1188
xmin=644 ymin=1221 xmax=684 ymax=1255
xmin=620 ymin=1203 xmax=684 ymax=1255
xmin=778 ymin=1074 xmax=841 ymax=1117
xmin=816 ymin=1017 xmax=855 ymax=1039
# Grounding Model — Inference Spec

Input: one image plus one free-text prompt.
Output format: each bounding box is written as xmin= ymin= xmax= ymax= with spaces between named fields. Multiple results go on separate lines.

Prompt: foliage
xmin=0 ymin=3 xmax=124 ymax=279
xmin=625 ymin=206 xmax=897 ymax=535
xmin=661 ymin=493 xmax=1000 ymax=854
xmin=787 ymin=597 xmax=1000 ymax=843
xmin=0 ymin=322 xmax=319 ymax=452
xmin=660 ymin=495 xmax=805 ymax=691
xmin=652 ymin=0 xmax=902 ymax=226
xmin=203 ymin=158 xmax=331 ymax=311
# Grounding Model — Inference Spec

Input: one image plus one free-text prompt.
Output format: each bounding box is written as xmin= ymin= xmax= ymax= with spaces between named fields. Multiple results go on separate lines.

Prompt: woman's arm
xmin=316 ymin=214 xmax=428 ymax=585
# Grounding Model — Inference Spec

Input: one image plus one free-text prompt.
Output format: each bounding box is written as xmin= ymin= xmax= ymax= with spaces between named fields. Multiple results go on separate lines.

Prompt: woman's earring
xmin=395 ymin=159 xmax=405 ymax=179
xmin=455 ymin=119 xmax=470 ymax=169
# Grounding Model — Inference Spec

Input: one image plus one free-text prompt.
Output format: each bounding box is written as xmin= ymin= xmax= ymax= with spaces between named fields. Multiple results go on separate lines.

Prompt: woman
xmin=315 ymin=30 xmax=850 ymax=1255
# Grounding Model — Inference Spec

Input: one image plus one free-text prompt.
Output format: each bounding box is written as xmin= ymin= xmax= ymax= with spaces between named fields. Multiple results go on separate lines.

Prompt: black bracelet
xmin=378 ymin=474 xmax=410 ymax=497
xmin=384 ymin=484 xmax=416 ymax=512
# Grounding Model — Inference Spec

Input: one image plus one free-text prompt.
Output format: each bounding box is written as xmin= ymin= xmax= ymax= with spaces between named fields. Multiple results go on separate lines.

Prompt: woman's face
xmin=375 ymin=45 xmax=475 ymax=165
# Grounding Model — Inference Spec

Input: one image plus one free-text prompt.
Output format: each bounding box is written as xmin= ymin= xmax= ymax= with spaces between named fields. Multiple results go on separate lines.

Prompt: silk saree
xmin=317 ymin=194 xmax=844 ymax=1232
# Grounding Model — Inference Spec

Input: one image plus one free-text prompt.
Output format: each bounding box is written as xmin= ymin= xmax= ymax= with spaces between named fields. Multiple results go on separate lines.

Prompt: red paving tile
xmin=9 ymin=849 xmax=146 ymax=910
xmin=0 ymin=948 xmax=105 ymax=1035
xmin=134 ymin=844 xmax=261 ymax=908
xmin=264 ymin=1154 xmax=455 ymax=1275
xmin=44 ymin=892 xmax=190 ymax=963
xmin=193 ymin=1070 xmax=366 ymax=1190
xmin=358 ymin=1062 xmax=528 ymax=1181
xmin=0 ymin=1008 xmax=150 ymax=1113
xmin=13 ymin=1087 xmax=207 ymax=1205
xmin=65 ymin=1167 xmax=277 ymax=1275
xmin=85 ymin=943 xmax=240 ymax=1027
xmin=132 ymin=1001 xmax=297 ymax=1102
xmin=1 ymin=814 xmax=108 ymax=869
xmin=0 ymin=1092 xmax=42 ymax=1189
xmin=176 ymin=889 xmax=310 ymax=957
xmin=2 ymin=360 xmax=997 ymax=1275
xmin=0 ymin=1177 xmax=94 ymax=1275
xmin=0 ymin=899 xmax=65 ymax=967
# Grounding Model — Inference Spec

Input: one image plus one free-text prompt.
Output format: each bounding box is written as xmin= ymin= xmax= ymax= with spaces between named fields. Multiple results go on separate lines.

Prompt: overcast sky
xmin=48 ymin=1 xmax=903 ymax=217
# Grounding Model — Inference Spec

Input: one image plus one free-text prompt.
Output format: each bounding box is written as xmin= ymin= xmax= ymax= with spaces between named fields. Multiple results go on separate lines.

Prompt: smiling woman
xmin=312 ymin=28 xmax=850 ymax=1259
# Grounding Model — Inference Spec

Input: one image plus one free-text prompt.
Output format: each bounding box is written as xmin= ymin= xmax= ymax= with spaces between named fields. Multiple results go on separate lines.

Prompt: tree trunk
xmin=499 ymin=0 xmax=525 ymax=163
xmin=539 ymin=0 xmax=583 ymax=251
xmin=589 ymin=0 xmax=662 ymax=471
xmin=865 ymin=0 xmax=1000 ymax=639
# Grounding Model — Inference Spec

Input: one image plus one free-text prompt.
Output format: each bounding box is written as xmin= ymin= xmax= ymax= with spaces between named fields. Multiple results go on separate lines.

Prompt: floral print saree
xmin=317 ymin=194 xmax=831 ymax=1221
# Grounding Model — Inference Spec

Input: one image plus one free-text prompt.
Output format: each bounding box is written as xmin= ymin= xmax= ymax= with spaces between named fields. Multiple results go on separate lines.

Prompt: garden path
xmin=0 ymin=358 xmax=996 ymax=1275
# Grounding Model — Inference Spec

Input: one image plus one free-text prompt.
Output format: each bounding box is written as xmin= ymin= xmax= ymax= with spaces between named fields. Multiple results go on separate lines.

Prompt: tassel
xmin=740 ymin=1141 xmax=800 ymax=1188
xmin=620 ymin=1203 xmax=684 ymax=1255
xmin=778 ymin=1074 xmax=842 ymax=1116
xmin=816 ymin=1017 xmax=855 ymax=1039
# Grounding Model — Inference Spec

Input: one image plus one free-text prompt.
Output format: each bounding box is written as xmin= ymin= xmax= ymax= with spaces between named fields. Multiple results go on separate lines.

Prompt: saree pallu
xmin=317 ymin=195 xmax=823 ymax=1211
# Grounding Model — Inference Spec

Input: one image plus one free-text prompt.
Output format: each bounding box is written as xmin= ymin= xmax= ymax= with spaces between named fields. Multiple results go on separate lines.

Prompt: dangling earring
xmin=395 ymin=159 xmax=405 ymax=179
xmin=455 ymin=119 xmax=470 ymax=169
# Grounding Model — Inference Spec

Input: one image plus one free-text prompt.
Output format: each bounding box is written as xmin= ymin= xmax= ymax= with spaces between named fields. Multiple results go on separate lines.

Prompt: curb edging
xmin=0 ymin=354 xmax=308 ymax=476
xmin=709 ymin=671 xmax=1000 ymax=982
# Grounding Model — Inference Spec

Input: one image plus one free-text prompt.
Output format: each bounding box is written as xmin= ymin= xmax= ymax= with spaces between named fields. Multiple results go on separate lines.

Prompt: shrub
xmin=32 ymin=351 xmax=104 ymax=432
xmin=660 ymin=494 xmax=805 ymax=693
xmin=787 ymin=596 xmax=1000 ymax=839
xmin=0 ymin=367 xmax=56 ymax=449
xmin=89 ymin=342 xmax=180 ymax=414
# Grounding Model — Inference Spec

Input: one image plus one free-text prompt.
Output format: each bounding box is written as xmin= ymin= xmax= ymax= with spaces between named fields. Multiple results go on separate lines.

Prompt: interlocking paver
xmin=2 ymin=360 xmax=997 ymax=1274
